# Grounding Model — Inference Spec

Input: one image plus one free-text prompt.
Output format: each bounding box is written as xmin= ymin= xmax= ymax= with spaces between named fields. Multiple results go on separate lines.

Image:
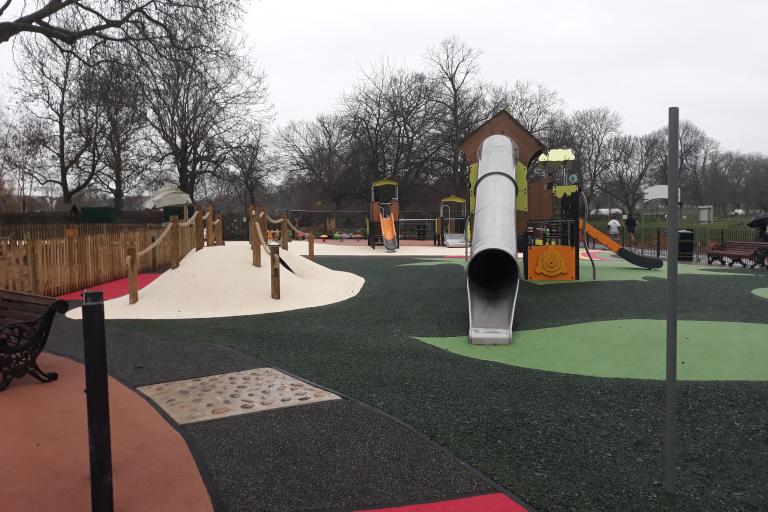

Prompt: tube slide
xmin=579 ymin=219 xmax=663 ymax=269
xmin=466 ymin=135 xmax=520 ymax=345
xmin=381 ymin=214 xmax=398 ymax=252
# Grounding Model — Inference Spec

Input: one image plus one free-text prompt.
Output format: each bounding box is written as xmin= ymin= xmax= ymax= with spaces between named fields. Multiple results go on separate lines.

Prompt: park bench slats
xmin=0 ymin=309 xmax=44 ymax=324
xmin=707 ymin=241 xmax=768 ymax=268
xmin=0 ymin=290 xmax=59 ymax=307
xmin=0 ymin=289 xmax=69 ymax=391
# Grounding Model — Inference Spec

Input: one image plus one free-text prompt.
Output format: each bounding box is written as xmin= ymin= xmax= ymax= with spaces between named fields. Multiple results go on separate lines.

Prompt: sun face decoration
xmin=536 ymin=246 xmax=569 ymax=277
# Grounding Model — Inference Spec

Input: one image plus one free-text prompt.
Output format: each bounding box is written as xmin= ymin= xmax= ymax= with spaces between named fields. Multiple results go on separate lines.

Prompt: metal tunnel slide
xmin=466 ymin=135 xmax=520 ymax=345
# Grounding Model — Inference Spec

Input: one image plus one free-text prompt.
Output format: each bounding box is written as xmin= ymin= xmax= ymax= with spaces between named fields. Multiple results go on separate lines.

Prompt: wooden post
xmin=251 ymin=212 xmax=261 ymax=268
xmin=150 ymin=234 xmax=157 ymax=271
xmin=281 ymin=213 xmax=289 ymax=250
xmin=270 ymin=244 xmax=280 ymax=300
xmin=127 ymin=247 xmax=138 ymax=304
xmin=307 ymin=233 xmax=315 ymax=261
xmin=170 ymin=216 xmax=180 ymax=269
xmin=259 ymin=207 xmax=268 ymax=238
xmin=195 ymin=209 xmax=204 ymax=251
xmin=248 ymin=206 xmax=255 ymax=248
xmin=27 ymin=242 xmax=38 ymax=294
xmin=183 ymin=205 xmax=189 ymax=222
xmin=206 ymin=206 xmax=214 ymax=247
xmin=216 ymin=214 xmax=224 ymax=246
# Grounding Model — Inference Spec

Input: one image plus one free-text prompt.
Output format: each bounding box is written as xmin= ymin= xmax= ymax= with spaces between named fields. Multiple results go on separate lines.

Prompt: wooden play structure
xmin=247 ymin=204 xmax=316 ymax=300
xmin=126 ymin=206 xmax=225 ymax=304
xmin=436 ymin=195 xmax=468 ymax=247
xmin=459 ymin=109 xmax=661 ymax=284
xmin=367 ymin=179 xmax=400 ymax=251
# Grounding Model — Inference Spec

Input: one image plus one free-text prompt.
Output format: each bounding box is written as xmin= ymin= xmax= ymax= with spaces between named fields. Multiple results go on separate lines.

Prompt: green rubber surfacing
xmin=418 ymin=320 xmax=768 ymax=381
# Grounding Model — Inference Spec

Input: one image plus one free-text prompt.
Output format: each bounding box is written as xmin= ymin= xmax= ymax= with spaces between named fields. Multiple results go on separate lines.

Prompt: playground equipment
xmin=457 ymin=109 xmax=662 ymax=344
xmin=524 ymin=148 xmax=662 ymax=279
xmin=465 ymin=136 xmax=522 ymax=345
xmin=460 ymin=110 xmax=546 ymax=345
xmin=126 ymin=206 xmax=224 ymax=304
xmin=368 ymin=179 xmax=399 ymax=252
xmin=437 ymin=195 xmax=468 ymax=248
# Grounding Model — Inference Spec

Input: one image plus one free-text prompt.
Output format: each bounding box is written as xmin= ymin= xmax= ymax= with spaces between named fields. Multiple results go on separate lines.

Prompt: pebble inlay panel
xmin=138 ymin=368 xmax=341 ymax=424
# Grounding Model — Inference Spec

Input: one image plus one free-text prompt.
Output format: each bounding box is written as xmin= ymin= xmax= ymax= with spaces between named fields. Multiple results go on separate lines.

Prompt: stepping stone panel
xmin=138 ymin=368 xmax=340 ymax=424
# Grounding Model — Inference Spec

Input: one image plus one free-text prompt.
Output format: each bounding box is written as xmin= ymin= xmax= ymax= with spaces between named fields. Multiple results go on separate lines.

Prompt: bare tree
xmin=13 ymin=28 xmax=105 ymax=202
xmin=278 ymin=115 xmax=360 ymax=210
xmin=343 ymin=61 xmax=441 ymax=202
xmin=84 ymin=48 xmax=149 ymax=211
xmin=140 ymin=24 xmax=271 ymax=201
xmin=487 ymin=80 xmax=562 ymax=136
xmin=227 ymin=122 xmax=271 ymax=208
xmin=602 ymin=133 xmax=663 ymax=216
xmin=0 ymin=0 xmax=238 ymax=46
xmin=569 ymin=107 xmax=622 ymax=205
xmin=424 ymin=36 xmax=488 ymax=193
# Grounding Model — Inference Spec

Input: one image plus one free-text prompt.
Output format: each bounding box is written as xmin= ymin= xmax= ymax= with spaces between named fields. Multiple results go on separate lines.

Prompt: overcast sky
xmin=2 ymin=0 xmax=766 ymax=154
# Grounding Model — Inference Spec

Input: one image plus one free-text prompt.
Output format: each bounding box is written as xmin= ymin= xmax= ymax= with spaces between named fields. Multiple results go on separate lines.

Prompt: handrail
xmin=252 ymin=216 xmax=271 ymax=256
xmin=180 ymin=210 xmax=199 ymax=227
xmin=285 ymin=218 xmax=303 ymax=235
xmin=136 ymin=223 xmax=173 ymax=258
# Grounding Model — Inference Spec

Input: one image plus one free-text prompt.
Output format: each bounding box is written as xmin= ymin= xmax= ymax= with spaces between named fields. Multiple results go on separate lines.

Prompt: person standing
xmin=626 ymin=215 xmax=637 ymax=245
xmin=608 ymin=216 xmax=621 ymax=242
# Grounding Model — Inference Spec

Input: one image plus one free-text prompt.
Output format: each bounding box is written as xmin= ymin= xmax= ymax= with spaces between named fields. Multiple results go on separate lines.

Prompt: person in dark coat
xmin=626 ymin=215 xmax=638 ymax=245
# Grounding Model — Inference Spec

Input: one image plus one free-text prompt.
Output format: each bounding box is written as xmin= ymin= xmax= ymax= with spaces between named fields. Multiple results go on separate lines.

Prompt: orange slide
xmin=380 ymin=213 xmax=398 ymax=252
xmin=579 ymin=219 xmax=662 ymax=269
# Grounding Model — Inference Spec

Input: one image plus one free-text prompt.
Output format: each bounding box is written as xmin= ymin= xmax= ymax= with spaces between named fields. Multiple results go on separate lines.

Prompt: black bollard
xmin=82 ymin=291 xmax=114 ymax=512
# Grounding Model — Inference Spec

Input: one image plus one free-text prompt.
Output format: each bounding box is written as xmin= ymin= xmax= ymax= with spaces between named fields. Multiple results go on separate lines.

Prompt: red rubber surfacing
xmin=356 ymin=492 xmax=528 ymax=512
xmin=57 ymin=273 xmax=161 ymax=301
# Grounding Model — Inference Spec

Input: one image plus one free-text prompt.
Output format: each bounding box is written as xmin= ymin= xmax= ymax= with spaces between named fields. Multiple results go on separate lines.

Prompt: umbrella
xmin=747 ymin=212 xmax=768 ymax=228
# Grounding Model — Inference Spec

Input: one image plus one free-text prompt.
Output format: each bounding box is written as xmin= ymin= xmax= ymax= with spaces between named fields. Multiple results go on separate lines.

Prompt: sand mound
xmin=66 ymin=242 xmax=364 ymax=320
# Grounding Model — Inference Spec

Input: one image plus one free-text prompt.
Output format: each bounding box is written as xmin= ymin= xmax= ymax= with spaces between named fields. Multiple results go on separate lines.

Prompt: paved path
xmin=0 ymin=353 xmax=212 ymax=512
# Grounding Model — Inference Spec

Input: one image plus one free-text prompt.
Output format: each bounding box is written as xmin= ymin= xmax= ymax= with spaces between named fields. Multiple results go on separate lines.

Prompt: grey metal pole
xmin=82 ymin=290 xmax=114 ymax=512
xmin=665 ymin=107 xmax=680 ymax=494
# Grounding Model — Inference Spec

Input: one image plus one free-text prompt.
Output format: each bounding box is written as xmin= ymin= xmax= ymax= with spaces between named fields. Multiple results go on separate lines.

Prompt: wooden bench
xmin=707 ymin=241 xmax=768 ymax=268
xmin=0 ymin=290 xmax=69 ymax=391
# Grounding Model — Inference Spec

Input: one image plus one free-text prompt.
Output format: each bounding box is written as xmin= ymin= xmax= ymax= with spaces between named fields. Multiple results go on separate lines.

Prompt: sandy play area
xmin=66 ymin=242 xmax=364 ymax=320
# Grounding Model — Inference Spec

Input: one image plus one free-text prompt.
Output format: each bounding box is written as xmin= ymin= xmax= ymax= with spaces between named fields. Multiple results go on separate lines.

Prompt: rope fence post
xmin=248 ymin=205 xmax=255 ymax=248
xmin=307 ymin=233 xmax=315 ymax=261
xmin=195 ymin=208 xmax=205 ymax=251
xmin=218 ymin=213 xmax=225 ymax=246
xmin=258 ymin=207 xmax=268 ymax=242
xmin=206 ymin=206 xmax=214 ymax=247
xmin=270 ymin=244 xmax=280 ymax=300
xmin=281 ymin=213 xmax=289 ymax=250
xmin=251 ymin=211 xmax=261 ymax=268
xmin=150 ymin=234 xmax=157 ymax=271
xmin=127 ymin=247 xmax=138 ymax=304
xmin=170 ymin=215 xmax=180 ymax=269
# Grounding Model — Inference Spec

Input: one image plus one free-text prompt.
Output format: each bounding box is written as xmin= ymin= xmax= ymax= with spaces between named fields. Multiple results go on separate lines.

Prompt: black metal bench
xmin=0 ymin=290 xmax=69 ymax=391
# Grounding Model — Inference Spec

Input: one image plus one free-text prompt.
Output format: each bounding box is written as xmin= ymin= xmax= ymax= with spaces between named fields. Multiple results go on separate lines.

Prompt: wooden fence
xmin=0 ymin=207 xmax=224 ymax=298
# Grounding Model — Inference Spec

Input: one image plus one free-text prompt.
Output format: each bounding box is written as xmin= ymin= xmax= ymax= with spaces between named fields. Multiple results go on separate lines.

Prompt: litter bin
xmin=678 ymin=229 xmax=694 ymax=261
